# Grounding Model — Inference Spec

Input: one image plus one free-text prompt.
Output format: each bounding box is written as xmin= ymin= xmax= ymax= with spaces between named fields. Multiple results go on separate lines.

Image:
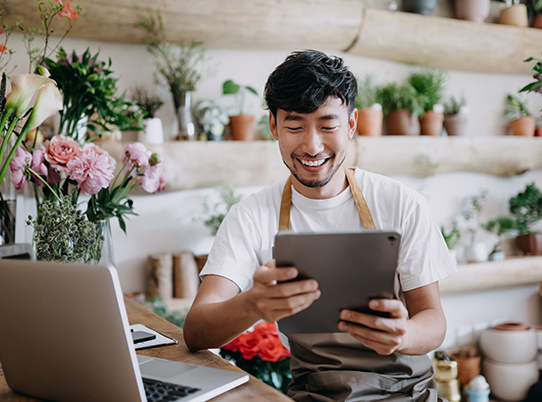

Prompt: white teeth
xmin=300 ymin=159 xmax=325 ymax=167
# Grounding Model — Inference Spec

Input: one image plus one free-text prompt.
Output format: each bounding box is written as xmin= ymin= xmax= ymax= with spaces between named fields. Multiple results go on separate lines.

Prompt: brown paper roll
xmin=147 ymin=252 xmax=173 ymax=300
xmin=173 ymin=252 xmax=200 ymax=299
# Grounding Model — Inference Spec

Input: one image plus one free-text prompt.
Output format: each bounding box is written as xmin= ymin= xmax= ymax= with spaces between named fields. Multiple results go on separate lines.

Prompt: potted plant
xmin=355 ymin=75 xmax=383 ymax=136
xmin=443 ymin=95 xmax=469 ymax=136
xmin=194 ymin=100 xmax=228 ymax=141
xmin=409 ymin=69 xmax=446 ymax=136
xmin=129 ymin=85 xmax=164 ymax=144
xmin=461 ymin=190 xmax=489 ymax=263
xmin=441 ymin=221 xmax=461 ymax=263
xmin=482 ymin=216 xmax=517 ymax=261
xmin=402 ymin=0 xmax=437 ymax=15
xmin=455 ymin=0 xmax=491 ymax=23
xmin=498 ymin=0 xmax=529 ymax=27
xmin=505 ymin=94 xmax=535 ymax=136
xmin=509 ymin=183 xmax=542 ymax=255
xmin=223 ymin=79 xmax=259 ymax=141
xmin=378 ymin=82 xmax=423 ymax=136
xmin=526 ymin=0 xmax=542 ymax=27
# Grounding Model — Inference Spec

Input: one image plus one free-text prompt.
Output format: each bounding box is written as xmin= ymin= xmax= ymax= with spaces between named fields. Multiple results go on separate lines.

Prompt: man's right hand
xmin=248 ymin=259 xmax=321 ymax=322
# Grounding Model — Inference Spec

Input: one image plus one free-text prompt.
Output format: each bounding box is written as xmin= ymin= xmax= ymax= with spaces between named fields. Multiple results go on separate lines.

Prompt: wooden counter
xmin=0 ymin=298 xmax=291 ymax=401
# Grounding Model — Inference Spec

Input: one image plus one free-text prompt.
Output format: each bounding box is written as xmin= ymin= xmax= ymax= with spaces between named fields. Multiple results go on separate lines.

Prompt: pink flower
xmin=9 ymin=147 xmax=32 ymax=190
xmin=30 ymin=149 xmax=48 ymax=188
xmin=138 ymin=162 xmax=166 ymax=193
xmin=82 ymin=143 xmax=116 ymax=171
xmin=44 ymin=135 xmax=82 ymax=172
xmin=122 ymin=142 xmax=149 ymax=177
xmin=67 ymin=149 xmax=114 ymax=195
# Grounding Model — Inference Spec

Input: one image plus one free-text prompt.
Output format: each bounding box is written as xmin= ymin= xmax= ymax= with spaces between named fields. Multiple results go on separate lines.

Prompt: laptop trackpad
xmin=140 ymin=359 xmax=196 ymax=379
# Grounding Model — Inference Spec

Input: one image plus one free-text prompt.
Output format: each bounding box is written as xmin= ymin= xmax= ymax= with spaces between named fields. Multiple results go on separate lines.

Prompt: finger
xmin=339 ymin=310 xmax=406 ymax=335
xmin=368 ymin=299 xmax=408 ymax=319
xmin=254 ymin=264 xmax=298 ymax=285
xmin=260 ymin=291 xmax=321 ymax=321
xmin=265 ymin=279 xmax=319 ymax=298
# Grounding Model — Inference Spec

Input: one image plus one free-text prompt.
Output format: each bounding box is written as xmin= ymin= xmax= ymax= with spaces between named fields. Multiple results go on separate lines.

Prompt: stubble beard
xmin=284 ymin=154 xmax=346 ymax=188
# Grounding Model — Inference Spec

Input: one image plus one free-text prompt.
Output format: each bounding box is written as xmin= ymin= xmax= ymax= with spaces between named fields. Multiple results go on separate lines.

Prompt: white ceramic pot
xmin=465 ymin=243 xmax=488 ymax=263
xmin=482 ymin=358 xmax=538 ymax=401
xmin=138 ymin=117 xmax=164 ymax=144
xmin=479 ymin=325 xmax=537 ymax=364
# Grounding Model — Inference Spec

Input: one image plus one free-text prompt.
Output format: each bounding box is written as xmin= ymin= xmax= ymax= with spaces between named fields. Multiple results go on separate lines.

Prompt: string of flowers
xmin=220 ymin=322 xmax=292 ymax=394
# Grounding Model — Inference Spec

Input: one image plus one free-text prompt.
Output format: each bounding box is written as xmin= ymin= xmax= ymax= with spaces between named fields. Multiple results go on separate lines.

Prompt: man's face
xmin=269 ymin=97 xmax=357 ymax=198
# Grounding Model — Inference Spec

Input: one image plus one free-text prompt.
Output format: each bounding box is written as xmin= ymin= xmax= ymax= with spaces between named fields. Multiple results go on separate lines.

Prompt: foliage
xmin=520 ymin=56 xmax=542 ymax=98
xmin=220 ymin=322 xmax=292 ymax=394
xmin=525 ymin=0 xmax=542 ymax=16
xmin=20 ymin=0 xmax=81 ymax=72
xmin=144 ymin=295 xmax=187 ymax=328
xmin=504 ymin=94 xmax=532 ymax=122
xmin=443 ymin=95 xmax=467 ymax=117
xmin=26 ymin=194 xmax=99 ymax=263
xmin=461 ymin=190 xmax=488 ymax=246
xmin=223 ymin=79 xmax=259 ymax=116
xmin=193 ymin=100 xmax=228 ymax=136
xmin=202 ymin=185 xmax=242 ymax=235
xmin=355 ymin=75 xmax=381 ymax=109
xmin=509 ymin=182 xmax=542 ymax=235
xmin=441 ymin=222 xmax=461 ymax=250
xmin=129 ymin=85 xmax=163 ymax=119
xmin=44 ymin=47 xmax=144 ymax=139
xmin=408 ymin=69 xmax=446 ymax=113
xmin=0 ymin=4 xmax=21 ymax=74
xmin=377 ymin=82 xmax=423 ymax=117
xmin=137 ymin=7 xmax=207 ymax=109
xmin=482 ymin=216 xmax=518 ymax=253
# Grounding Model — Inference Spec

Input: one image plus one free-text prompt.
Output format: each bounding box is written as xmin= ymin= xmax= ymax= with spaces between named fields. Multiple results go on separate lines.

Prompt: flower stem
xmin=26 ymin=167 xmax=61 ymax=202
xmin=0 ymin=116 xmax=22 ymax=184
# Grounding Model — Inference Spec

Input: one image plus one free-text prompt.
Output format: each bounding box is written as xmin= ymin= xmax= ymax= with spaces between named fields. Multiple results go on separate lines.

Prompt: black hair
xmin=264 ymin=50 xmax=358 ymax=119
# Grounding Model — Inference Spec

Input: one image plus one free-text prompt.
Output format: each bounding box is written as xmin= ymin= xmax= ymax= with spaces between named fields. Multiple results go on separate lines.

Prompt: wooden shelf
xmin=6 ymin=0 xmax=542 ymax=74
xmin=98 ymin=137 xmax=542 ymax=192
xmin=439 ymin=256 xmax=542 ymax=295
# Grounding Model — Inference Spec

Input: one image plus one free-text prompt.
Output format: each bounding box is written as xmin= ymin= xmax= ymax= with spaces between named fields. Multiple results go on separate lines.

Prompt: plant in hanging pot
xmin=223 ymin=79 xmax=259 ymax=141
xmin=504 ymin=94 xmax=535 ymax=136
xmin=482 ymin=216 xmax=518 ymax=261
xmin=409 ymin=69 xmax=446 ymax=136
xmin=526 ymin=0 xmax=542 ymax=27
xmin=509 ymin=182 xmax=542 ymax=255
xmin=379 ymin=82 xmax=423 ymax=136
xmin=129 ymin=85 xmax=164 ymax=144
xmin=455 ymin=0 xmax=491 ymax=23
xmin=137 ymin=8 xmax=208 ymax=141
xmin=402 ymin=0 xmax=437 ymax=15
xmin=355 ymin=75 xmax=383 ymax=136
xmin=498 ymin=0 xmax=529 ymax=27
xmin=443 ymin=95 xmax=469 ymax=136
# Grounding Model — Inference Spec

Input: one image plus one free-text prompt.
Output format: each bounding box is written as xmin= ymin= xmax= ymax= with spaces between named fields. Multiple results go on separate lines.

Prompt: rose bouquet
xmin=220 ymin=322 xmax=292 ymax=394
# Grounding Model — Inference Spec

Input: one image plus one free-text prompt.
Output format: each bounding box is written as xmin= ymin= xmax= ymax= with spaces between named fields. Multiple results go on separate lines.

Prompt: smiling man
xmin=183 ymin=50 xmax=456 ymax=401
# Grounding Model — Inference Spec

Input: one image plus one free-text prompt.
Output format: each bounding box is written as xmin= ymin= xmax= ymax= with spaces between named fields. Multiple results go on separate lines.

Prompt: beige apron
xmin=278 ymin=167 xmax=444 ymax=402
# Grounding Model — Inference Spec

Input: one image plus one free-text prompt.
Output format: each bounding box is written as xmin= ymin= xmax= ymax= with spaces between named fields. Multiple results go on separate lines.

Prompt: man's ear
xmin=348 ymin=108 xmax=358 ymax=140
xmin=269 ymin=112 xmax=279 ymax=141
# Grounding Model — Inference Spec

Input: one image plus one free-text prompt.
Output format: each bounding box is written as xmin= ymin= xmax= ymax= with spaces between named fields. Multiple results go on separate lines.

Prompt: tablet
xmin=274 ymin=230 xmax=401 ymax=334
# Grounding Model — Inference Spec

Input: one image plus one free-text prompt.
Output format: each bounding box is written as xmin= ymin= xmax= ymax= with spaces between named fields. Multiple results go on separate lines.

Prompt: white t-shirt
xmin=201 ymin=167 xmax=456 ymax=303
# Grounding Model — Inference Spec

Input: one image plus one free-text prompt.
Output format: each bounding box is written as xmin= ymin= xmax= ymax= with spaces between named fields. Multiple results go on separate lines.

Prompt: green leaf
xmin=222 ymin=79 xmax=240 ymax=95
xmin=246 ymin=86 xmax=258 ymax=96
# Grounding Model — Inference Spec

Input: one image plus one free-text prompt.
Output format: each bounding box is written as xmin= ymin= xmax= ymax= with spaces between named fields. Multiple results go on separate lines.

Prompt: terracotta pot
xmin=443 ymin=114 xmax=468 ymax=136
xmin=535 ymin=126 xmax=542 ymax=137
xmin=420 ymin=111 xmax=444 ymax=136
xmin=510 ymin=116 xmax=535 ymax=136
xmin=229 ymin=114 xmax=256 ymax=141
xmin=452 ymin=346 xmax=481 ymax=387
xmin=500 ymin=4 xmax=529 ymax=27
xmin=455 ymin=0 xmax=490 ymax=23
xmin=357 ymin=107 xmax=383 ymax=136
xmin=534 ymin=14 xmax=542 ymax=29
xmin=403 ymin=0 xmax=437 ymax=15
xmin=385 ymin=110 xmax=420 ymax=136
xmin=516 ymin=233 xmax=542 ymax=255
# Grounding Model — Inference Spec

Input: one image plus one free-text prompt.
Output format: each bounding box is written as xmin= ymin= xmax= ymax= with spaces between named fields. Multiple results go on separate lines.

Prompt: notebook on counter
xmin=0 ymin=259 xmax=248 ymax=402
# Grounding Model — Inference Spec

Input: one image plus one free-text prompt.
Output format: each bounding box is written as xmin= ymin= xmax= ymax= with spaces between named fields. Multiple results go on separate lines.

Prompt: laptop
xmin=0 ymin=260 xmax=248 ymax=402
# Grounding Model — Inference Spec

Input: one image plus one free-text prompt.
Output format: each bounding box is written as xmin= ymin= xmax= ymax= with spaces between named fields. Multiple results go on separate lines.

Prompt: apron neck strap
xmin=279 ymin=166 xmax=375 ymax=231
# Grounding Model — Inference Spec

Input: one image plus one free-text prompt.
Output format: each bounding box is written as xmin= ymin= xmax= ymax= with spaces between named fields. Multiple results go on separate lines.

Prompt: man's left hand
xmin=338 ymin=299 xmax=409 ymax=355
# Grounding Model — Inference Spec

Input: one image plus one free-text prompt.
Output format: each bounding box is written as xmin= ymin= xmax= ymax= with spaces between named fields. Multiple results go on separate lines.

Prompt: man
xmin=183 ymin=50 xmax=456 ymax=401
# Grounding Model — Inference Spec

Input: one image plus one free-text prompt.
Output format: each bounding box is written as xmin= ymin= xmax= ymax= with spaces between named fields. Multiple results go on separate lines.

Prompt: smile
xmin=299 ymin=159 xmax=326 ymax=167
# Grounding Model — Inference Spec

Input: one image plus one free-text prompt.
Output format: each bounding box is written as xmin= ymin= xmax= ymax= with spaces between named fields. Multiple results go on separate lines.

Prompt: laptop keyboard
xmin=143 ymin=378 xmax=200 ymax=401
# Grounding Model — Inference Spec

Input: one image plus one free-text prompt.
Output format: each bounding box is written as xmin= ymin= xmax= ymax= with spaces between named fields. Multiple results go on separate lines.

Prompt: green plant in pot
xmin=482 ymin=216 xmax=517 ymax=261
xmin=509 ymin=182 xmax=542 ymax=255
xmin=441 ymin=221 xmax=461 ymax=263
xmin=443 ymin=95 xmax=468 ymax=136
xmin=223 ymin=79 xmax=259 ymax=141
xmin=378 ymin=82 xmax=423 ymax=135
xmin=409 ymin=69 xmax=446 ymax=136
xmin=526 ymin=0 xmax=542 ymax=27
xmin=129 ymin=84 xmax=164 ymax=144
xmin=355 ymin=75 xmax=383 ymax=136
xmin=461 ymin=190 xmax=489 ymax=263
xmin=505 ymin=94 xmax=535 ymax=136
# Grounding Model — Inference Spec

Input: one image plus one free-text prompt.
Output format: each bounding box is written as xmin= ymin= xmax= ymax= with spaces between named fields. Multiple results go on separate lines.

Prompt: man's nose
xmin=301 ymin=129 xmax=324 ymax=155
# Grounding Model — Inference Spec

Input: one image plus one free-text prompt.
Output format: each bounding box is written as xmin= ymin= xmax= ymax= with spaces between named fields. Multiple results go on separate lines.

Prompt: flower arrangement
xmin=129 ymin=85 xmax=164 ymax=119
xmin=220 ymin=322 xmax=292 ymax=394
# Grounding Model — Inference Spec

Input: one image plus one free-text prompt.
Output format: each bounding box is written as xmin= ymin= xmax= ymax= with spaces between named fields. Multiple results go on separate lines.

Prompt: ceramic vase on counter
xmin=479 ymin=322 xmax=539 ymax=401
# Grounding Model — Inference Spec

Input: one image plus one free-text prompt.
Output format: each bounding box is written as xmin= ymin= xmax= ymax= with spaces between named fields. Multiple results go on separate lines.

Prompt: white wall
xmin=7 ymin=27 xmax=542 ymax=350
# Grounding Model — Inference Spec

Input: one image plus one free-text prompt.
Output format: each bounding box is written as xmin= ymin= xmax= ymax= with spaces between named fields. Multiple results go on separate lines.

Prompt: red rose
xmin=237 ymin=331 xmax=261 ymax=360
xmin=222 ymin=336 xmax=241 ymax=353
xmin=259 ymin=336 xmax=288 ymax=362
xmin=253 ymin=322 xmax=278 ymax=338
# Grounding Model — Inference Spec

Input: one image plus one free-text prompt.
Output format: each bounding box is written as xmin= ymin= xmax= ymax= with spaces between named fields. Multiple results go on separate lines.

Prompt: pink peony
xmin=67 ymin=149 xmax=114 ymax=195
xmin=137 ymin=162 xmax=166 ymax=193
xmin=30 ymin=149 xmax=48 ymax=188
xmin=122 ymin=142 xmax=149 ymax=170
xmin=43 ymin=135 xmax=82 ymax=172
xmin=9 ymin=147 xmax=32 ymax=190
xmin=82 ymin=142 xmax=116 ymax=170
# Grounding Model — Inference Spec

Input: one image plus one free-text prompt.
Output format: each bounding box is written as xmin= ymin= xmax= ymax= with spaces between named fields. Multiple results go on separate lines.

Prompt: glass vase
xmin=0 ymin=149 xmax=16 ymax=245
xmin=174 ymin=90 xmax=195 ymax=141
xmin=94 ymin=220 xmax=115 ymax=267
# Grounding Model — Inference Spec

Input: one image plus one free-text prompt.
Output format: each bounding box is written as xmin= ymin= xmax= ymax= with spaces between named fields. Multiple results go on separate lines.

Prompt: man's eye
xmin=322 ymin=126 xmax=337 ymax=131
xmin=286 ymin=127 xmax=302 ymax=131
